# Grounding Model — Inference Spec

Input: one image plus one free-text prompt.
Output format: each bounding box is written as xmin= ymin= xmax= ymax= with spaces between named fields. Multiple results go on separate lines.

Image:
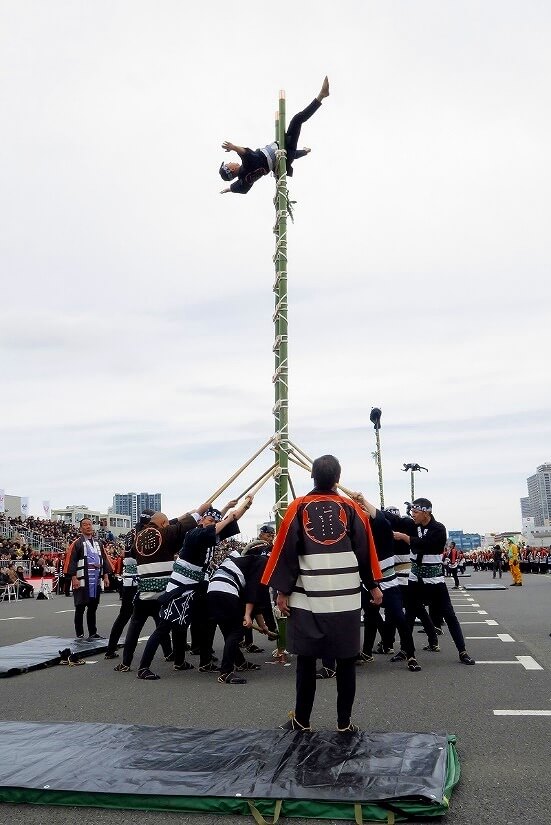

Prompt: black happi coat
xmin=262 ymin=490 xmax=381 ymax=659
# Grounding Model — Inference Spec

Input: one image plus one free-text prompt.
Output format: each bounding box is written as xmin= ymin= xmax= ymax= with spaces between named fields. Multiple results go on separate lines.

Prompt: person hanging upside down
xmin=219 ymin=76 xmax=329 ymax=195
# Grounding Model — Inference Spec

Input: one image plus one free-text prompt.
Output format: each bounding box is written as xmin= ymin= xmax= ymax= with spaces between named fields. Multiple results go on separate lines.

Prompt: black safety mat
xmin=0 ymin=636 xmax=111 ymax=677
xmin=0 ymin=721 xmax=450 ymax=804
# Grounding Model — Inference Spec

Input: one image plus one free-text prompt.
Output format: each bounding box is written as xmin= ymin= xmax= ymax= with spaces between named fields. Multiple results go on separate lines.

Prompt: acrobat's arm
xmin=222 ymin=141 xmax=246 ymax=157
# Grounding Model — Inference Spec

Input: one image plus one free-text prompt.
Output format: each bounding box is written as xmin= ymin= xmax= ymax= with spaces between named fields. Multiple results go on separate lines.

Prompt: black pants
xmin=285 ymin=99 xmax=322 ymax=174
xmin=362 ymin=602 xmax=389 ymax=654
xmin=389 ymin=584 xmax=438 ymax=642
xmin=17 ymin=582 xmax=34 ymax=599
xmin=122 ymin=598 xmax=172 ymax=667
xmin=295 ymin=655 xmax=356 ymax=729
xmin=74 ymin=596 xmax=100 ymax=637
xmin=405 ymin=581 xmax=466 ymax=652
xmin=139 ymin=618 xmax=187 ymax=671
xmin=450 ymin=567 xmax=460 ymax=587
xmin=207 ymin=592 xmax=246 ymax=675
xmin=493 ymin=560 xmax=503 ymax=578
xmin=106 ymin=587 xmax=137 ymax=655
xmin=364 ymin=586 xmax=416 ymax=659
xmin=189 ymin=584 xmax=217 ymax=667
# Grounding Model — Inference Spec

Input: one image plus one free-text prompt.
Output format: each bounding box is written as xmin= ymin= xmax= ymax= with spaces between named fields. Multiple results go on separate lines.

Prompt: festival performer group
xmin=60 ymin=74 xmax=481 ymax=731
xmin=65 ymin=452 xmax=477 ymax=732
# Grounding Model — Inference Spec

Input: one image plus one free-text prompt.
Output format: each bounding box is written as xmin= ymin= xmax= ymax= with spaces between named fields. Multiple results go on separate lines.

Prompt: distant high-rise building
xmin=525 ymin=463 xmax=551 ymax=527
xmin=447 ymin=530 xmax=482 ymax=552
xmin=112 ymin=492 xmax=162 ymax=527
xmin=520 ymin=496 xmax=531 ymax=519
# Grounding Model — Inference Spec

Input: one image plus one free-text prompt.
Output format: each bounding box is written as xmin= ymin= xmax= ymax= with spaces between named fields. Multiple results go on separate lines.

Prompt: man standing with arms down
xmin=356 ymin=495 xmax=476 ymax=666
xmin=68 ymin=518 xmax=113 ymax=642
xmin=262 ymin=455 xmax=383 ymax=733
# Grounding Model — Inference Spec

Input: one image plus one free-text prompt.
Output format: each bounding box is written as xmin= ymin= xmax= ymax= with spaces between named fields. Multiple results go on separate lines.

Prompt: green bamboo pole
xmin=374 ymin=427 xmax=385 ymax=510
xmin=273 ymin=89 xmax=289 ymax=527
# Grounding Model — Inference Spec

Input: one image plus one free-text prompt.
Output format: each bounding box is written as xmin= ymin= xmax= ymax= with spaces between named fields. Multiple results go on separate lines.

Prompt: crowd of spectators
xmin=466 ymin=546 xmax=550 ymax=574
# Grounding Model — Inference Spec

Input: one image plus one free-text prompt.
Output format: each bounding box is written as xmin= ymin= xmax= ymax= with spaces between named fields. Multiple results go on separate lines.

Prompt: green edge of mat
xmin=0 ymin=737 xmax=460 ymax=822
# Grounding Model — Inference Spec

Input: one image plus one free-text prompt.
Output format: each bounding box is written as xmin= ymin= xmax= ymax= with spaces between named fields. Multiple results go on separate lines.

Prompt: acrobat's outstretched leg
xmin=285 ymin=76 xmax=329 ymax=174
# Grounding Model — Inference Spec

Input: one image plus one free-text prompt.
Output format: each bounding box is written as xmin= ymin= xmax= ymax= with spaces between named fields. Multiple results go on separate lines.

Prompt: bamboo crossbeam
xmin=245 ymin=465 xmax=279 ymax=499
xmin=206 ymin=437 xmax=274 ymax=505
xmin=236 ymin=463 xmax=279 ymax=500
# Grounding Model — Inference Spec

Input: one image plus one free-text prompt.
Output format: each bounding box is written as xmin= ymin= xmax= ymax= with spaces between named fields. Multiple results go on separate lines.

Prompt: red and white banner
xmin=21 ymin=497 xmax=29 ymax=519
xmin=42 ymin=500 xmax=51 ymax=519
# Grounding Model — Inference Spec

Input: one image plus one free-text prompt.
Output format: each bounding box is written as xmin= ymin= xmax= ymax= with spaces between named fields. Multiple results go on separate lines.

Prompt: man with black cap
xmin=356 ymin=494 xmax=475 ymax=666
xmin=219 ymin=77 xmax=329 ymax=195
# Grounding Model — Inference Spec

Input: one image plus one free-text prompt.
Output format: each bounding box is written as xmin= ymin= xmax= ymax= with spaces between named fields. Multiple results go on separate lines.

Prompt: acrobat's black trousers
xmin=295 ymin=655 xmax=356 ymax=729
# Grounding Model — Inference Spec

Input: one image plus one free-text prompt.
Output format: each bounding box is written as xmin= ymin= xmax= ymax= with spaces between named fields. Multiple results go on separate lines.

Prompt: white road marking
xmin=55 ymin=609 xmax=74 ymax=614
xmin=465 ymin=634 xmax=515 ymax=642
xmin=516 ymin=656 xmax=544 ymax=671
xmin=456 ymin=609 xmax=488 ymax=615
xmin=460 ymin=619 xmax=499 ymax=625
xmin=494 ymin=710 xmax=551 ymax=716
xmin=0 ymin=616 xmax=34 ymax=621
xmin=477 ymin=656 xmax=544 ymax=670
xmin=137 ymin=636 xmax=151 ymax=642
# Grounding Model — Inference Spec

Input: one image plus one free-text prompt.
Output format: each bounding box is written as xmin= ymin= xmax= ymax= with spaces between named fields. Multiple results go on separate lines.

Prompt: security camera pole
xmin=369 ymin=407 xmax=384 ymax=509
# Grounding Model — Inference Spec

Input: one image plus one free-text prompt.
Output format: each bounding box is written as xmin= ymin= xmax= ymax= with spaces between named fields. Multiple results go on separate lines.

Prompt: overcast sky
xmin=1 ymin=1 xmax=550 ymax=538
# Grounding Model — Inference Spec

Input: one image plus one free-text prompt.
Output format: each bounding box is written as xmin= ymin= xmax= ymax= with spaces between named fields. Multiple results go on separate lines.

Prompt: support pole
xmin=370 ymin=407 xmax=384 ymax=510
xmin=273 ymin=90 xmax=289 ymax=527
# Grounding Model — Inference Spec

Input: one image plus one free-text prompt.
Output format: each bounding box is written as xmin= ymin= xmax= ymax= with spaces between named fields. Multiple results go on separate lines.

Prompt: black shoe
xmin=390 ymin=650 xmax=407 ymax=662
xmin=59 ymin=648 xmax=71 ymax=664
xmin=198 ymin=660 xmax=220 ymax=672
xmin=375 ymin=642 xmax=394 ymax=655
xmin=337 ymin=723 xmax=360 ymax=734
xmin=355 ymin=652 xmax=374 ymax=664
xmin=435 ymin=627 xmax=443 ymax=635
xmin=173 ymin=661 xmax=194 ymax=671
xmin=407 ymin=657 xmax=422 ymax=672
xmin=74 ymin=635 xmax=85 ymax=643
xmin=423 ymin=644 xmax=440 ymax=652
xmin=137 ymin=667 xmax=160 ymax=680
xmin=459 ymin=652 xmax=476 ymax=665
xmin=87 ymin=633 xmax=105 ymax=641
xmin=245 ymin=644 xmax=265 ymax=654
xmin=279 ymin=712 xmax=311 ymax=731
xmin=104 ymin=651 xmax=119 ymax=660
xmin=235 ymin=661 xmax=261 ymax=671
xmin=218 ymin=671 xmax=247 ymax=685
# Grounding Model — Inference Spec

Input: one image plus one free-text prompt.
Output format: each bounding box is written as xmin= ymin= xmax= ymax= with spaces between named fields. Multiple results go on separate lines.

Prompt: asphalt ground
xmin=1 ymin=570 xmax=550 ymax=825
